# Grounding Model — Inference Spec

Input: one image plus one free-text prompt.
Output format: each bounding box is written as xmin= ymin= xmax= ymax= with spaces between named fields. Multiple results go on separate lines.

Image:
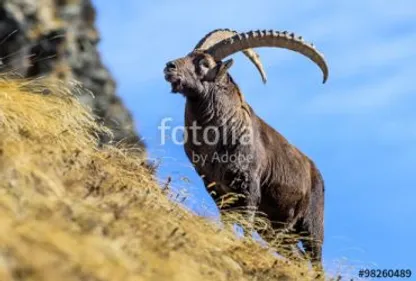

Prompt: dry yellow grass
xmin=0 ymin=75 xmax=328 ymax=281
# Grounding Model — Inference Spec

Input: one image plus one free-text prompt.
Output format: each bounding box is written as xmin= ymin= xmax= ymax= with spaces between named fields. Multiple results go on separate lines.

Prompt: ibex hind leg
xmin=299 ymin=166 xmax=325 ymax=279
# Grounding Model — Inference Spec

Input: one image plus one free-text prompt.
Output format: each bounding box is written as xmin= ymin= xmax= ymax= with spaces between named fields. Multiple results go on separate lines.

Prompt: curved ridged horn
xmin=206 ymin=30 xmax=329 ymax=83
xmin=194 ymin=29 xmax=267 ymax=83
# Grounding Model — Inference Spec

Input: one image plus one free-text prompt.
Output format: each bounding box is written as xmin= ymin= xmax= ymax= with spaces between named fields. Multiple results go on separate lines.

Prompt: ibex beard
xmin=163 ymin=29 xmax=328 ymax=276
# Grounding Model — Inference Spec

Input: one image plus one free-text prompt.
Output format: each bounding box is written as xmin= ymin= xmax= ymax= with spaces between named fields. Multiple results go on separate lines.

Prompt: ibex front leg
xmin=228 ymin=171 xmax=261 ymax=235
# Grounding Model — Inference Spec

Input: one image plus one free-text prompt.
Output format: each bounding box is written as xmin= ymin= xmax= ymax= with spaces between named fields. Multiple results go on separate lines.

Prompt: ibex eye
xmin=199 ymin=59 xmax=210 ymax=68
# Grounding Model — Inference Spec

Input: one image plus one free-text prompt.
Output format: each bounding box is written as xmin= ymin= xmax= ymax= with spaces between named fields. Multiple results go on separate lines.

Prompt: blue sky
xmin=93 ymin=0 xmax=415 ymax=276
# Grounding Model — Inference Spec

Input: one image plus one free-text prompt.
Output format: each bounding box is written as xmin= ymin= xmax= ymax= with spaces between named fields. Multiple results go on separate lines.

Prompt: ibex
xmin=163 ymin=29 xmax=328 ymax=270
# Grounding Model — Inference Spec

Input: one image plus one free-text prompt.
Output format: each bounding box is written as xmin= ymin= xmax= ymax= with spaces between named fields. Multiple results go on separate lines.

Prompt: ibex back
xmin=163 ymin=29 xmax=328 ymax=271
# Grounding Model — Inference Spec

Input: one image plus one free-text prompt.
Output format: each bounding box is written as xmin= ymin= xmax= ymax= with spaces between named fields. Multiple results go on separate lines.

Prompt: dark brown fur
xmin=164 ymin=51 xmax=325 ymax=270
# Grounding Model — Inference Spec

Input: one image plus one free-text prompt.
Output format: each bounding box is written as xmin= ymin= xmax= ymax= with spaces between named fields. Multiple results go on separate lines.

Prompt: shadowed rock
xmin=0 ymin=0 xmax=145 ymax=152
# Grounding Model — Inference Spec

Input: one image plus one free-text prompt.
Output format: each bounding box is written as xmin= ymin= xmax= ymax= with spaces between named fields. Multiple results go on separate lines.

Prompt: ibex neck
xmin=185 ymin=84 xmax=247 ymax=128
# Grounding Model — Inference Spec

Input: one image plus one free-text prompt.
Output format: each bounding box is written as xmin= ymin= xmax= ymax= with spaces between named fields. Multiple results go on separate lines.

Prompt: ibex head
xmin=164 ymin=51 xmax=232 ymax=94
xmin=164 ymin=29 xmax=329 ymax=96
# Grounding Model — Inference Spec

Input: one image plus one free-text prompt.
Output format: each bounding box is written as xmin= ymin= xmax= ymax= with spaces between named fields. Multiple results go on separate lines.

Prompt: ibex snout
xmin=164 ymin=60 xmax=177 ymax=80
xmin=164 ymin=60 xmax=182 ymax=93
xmin=165 ymin=61 xmax=176 ymax=71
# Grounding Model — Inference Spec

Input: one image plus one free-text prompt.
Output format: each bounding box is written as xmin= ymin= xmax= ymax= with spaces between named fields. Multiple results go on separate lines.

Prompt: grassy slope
xmin=0 ymin=76 xmax=323 ymax=281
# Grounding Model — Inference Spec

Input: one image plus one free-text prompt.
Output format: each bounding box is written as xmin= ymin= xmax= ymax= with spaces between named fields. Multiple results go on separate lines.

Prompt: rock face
xmin=0 ymin=0 xmax=145 ymax=151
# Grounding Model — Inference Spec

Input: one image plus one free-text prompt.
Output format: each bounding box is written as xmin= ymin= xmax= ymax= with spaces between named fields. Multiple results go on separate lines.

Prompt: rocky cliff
xmin=0 ymin=0 xmax=144 ymax=151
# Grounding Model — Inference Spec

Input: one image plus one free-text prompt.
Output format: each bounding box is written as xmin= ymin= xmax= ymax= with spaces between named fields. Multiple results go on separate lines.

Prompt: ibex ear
xmin=215 ymin=59 xmax=234 ymax=82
